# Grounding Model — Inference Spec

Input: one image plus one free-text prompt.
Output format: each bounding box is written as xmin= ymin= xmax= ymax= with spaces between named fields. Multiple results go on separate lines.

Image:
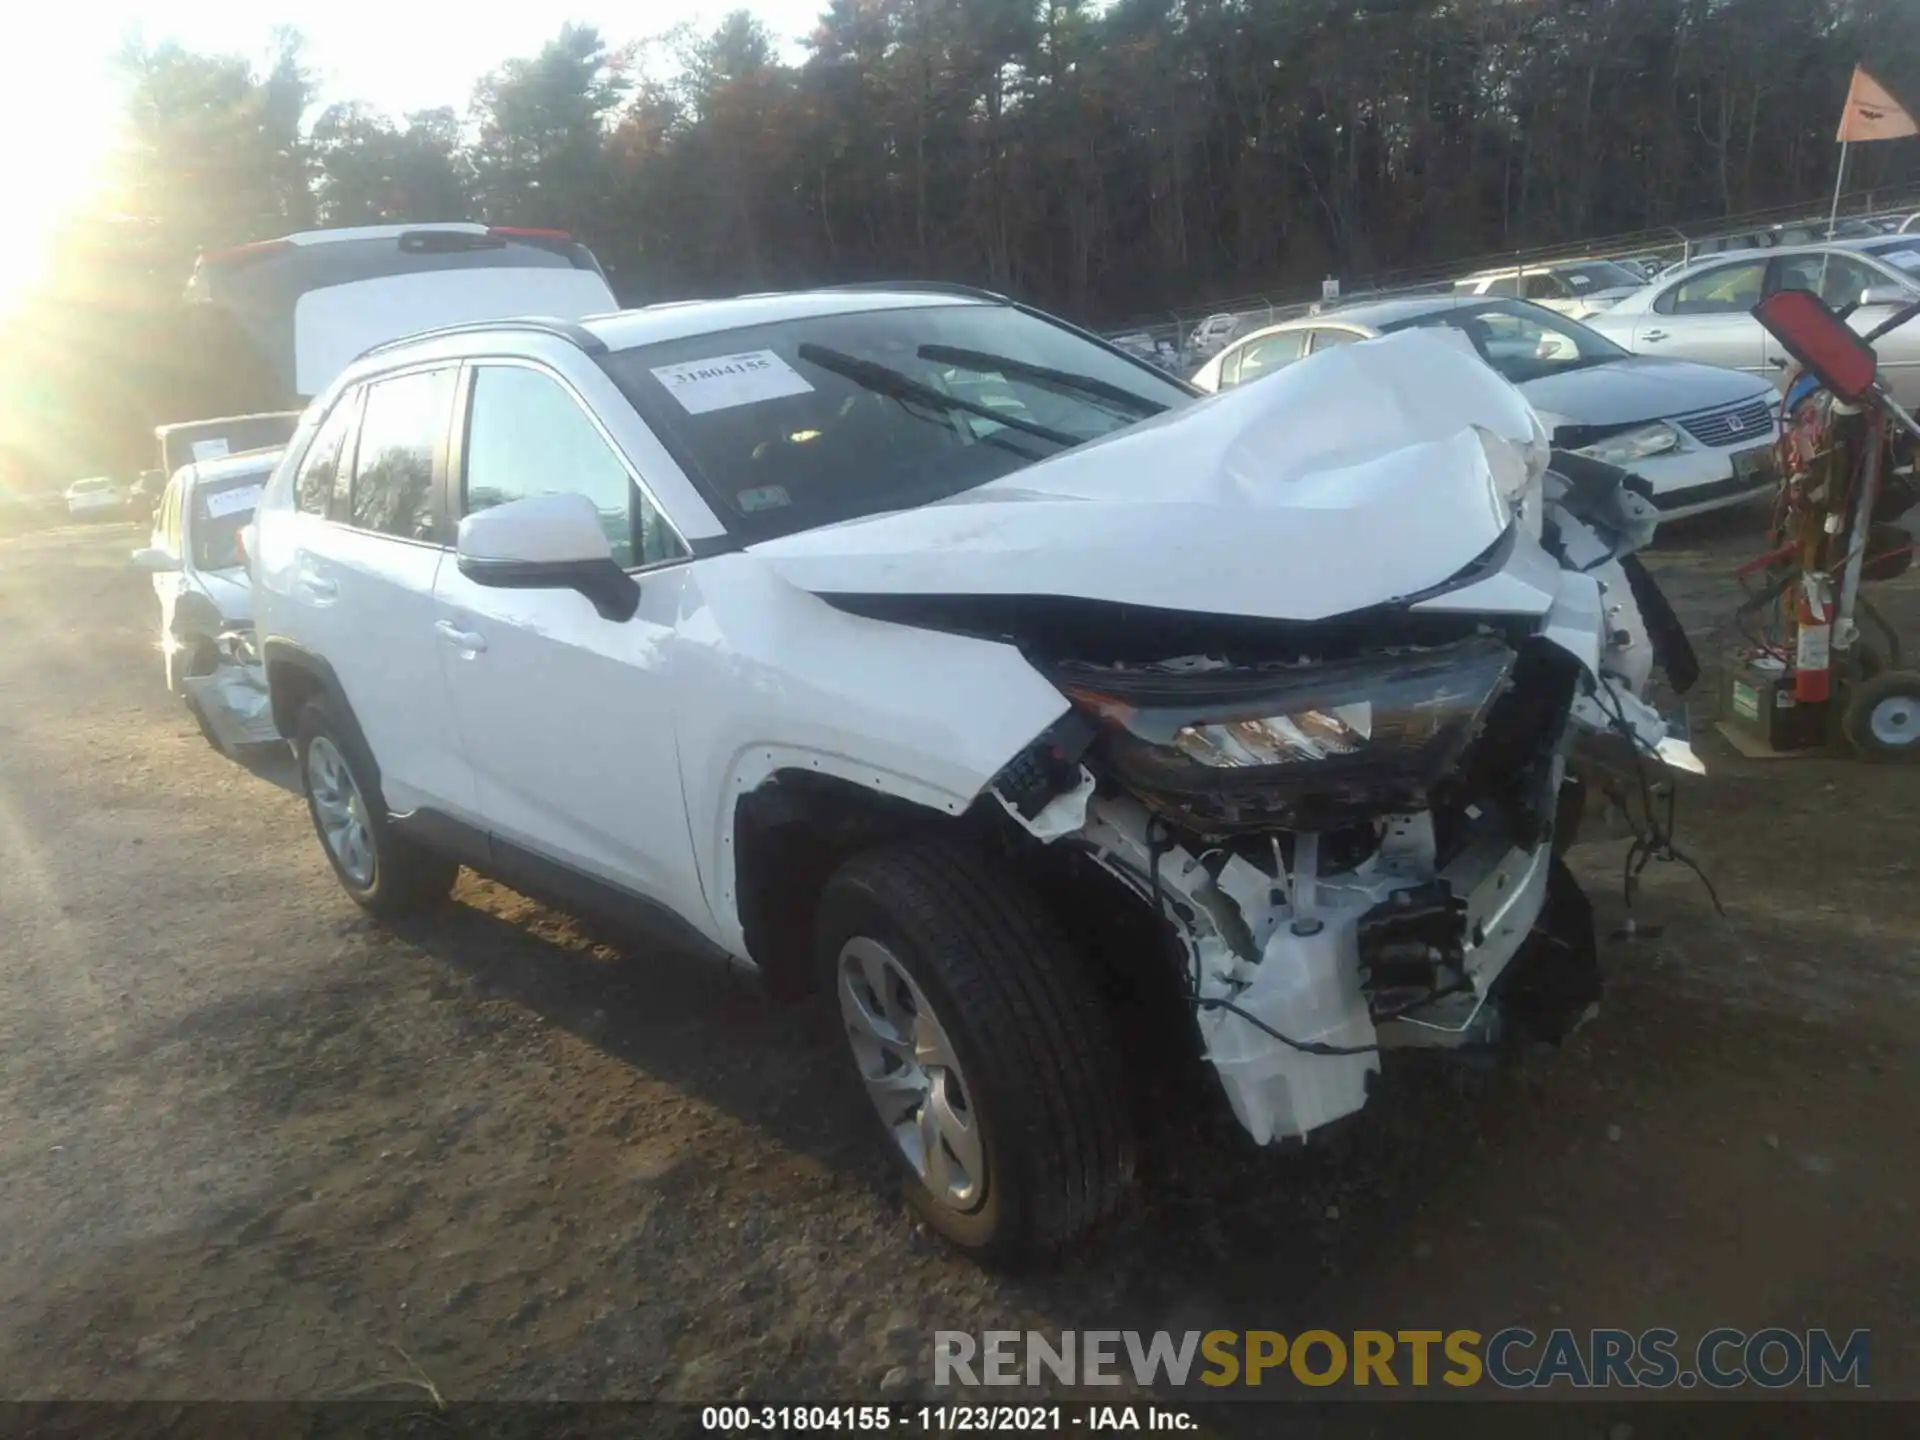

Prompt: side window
xmin=350 ymin=369 xmax=456 ymax=541
xmin=1522 ymin=273 xmax=1568 ymax=300
xmin=1483 ymin=276 xmax=1522 ymax=297
xmin=296 ymin=393 xmax=358 ymax=517
xmin=1658 ymin=261 xmax=1766 ymax=315
xmin=1772 ymin=254 xmax=1878 ymax=309
xmin=1217 ymin=343 xmax=1245 ymax=388
xmin=1233 ymin=332 xmax=1308 ymax=385
xmin=1310 ymin=328 xmax=1360 ymax=352
xmin=462 ymin=365 xmax=686 ymax=569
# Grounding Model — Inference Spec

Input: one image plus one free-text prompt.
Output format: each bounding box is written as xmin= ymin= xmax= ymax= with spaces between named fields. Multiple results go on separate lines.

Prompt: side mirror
xmin=1860 ymin=286 xmax=1913 ymax=309
xmin=455 ymin=493 xmax=639 ymax=622
xmin=131 ymin=546 xmax=179 ymax=573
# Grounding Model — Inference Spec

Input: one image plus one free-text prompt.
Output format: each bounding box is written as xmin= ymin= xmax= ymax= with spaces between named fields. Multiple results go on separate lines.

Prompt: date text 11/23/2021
xmin=701 ymin=1405 xmax=1198 ymax=1432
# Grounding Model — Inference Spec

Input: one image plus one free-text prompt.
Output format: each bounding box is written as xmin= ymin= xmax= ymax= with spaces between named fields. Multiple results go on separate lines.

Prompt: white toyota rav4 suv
xmin=251 ymin=286 xmax=1699 ymax=1263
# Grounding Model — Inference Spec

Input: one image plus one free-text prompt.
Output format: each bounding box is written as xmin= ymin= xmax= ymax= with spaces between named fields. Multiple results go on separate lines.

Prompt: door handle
xmin=302 ymin=575 xmax=338 ymax=599
xmin=434 ymin=620 xmax=487 ymax=653
xmin=1641 ymin=328 xmax=1668 ymax=343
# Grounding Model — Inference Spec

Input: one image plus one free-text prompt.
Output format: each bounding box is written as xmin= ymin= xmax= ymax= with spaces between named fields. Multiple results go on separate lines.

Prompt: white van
xmin=183 ymin=223 xmax=621 ymax=409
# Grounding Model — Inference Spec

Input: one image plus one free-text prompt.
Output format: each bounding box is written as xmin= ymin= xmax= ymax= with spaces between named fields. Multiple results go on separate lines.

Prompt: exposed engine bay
xmin=968 ymin=421 xmax=1700 ymax=1146
xmin=784 ymin=329 xmax=1704 ymax=1148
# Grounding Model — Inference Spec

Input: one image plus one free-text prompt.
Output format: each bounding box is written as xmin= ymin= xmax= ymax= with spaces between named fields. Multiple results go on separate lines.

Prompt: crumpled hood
xmin=749 ymin=329 xmax=1550 ymax=624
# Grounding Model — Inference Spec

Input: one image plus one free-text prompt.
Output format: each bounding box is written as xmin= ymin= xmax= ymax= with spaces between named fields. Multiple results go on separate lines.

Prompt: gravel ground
xmin=1 ymin=513 xmax=1917 ymax=1424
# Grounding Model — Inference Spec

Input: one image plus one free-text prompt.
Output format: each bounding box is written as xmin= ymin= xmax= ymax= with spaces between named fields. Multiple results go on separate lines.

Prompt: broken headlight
xmin=1572 ymin=421 xmax=1682 ymax=467
xmin=217 ymin=627 xmax=260 ymax=667
xmin=1057 ymin=636 xmax=1515 ymax=832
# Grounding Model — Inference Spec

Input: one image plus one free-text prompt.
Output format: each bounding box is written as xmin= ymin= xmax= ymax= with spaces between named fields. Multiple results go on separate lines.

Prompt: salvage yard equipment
xmin=1722 ymin=286 xmax=1920 ymax=760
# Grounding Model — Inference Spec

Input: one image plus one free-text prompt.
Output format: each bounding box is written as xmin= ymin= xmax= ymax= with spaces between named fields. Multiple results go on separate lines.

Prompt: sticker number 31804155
xmin=650 ymin=350 xmax=816 ymax=415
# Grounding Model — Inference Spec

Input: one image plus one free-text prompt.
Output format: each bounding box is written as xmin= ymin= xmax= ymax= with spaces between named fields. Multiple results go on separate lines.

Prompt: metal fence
xmin=1102 ymin=183 xmax=1920 ymax=371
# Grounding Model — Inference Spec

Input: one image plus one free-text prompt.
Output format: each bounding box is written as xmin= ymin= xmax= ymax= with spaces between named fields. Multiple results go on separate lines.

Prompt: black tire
xmin=815 ymin=836 xmax=1135 ymax=1265
xmin=293 ymin=698 xmax=458 ymax=915
xmin=1842 ymin=670 xmax=1920 ymax=763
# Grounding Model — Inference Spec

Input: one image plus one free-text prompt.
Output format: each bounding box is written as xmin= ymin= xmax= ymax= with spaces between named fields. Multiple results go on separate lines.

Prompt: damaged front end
xmin=180 ymin=627 xmax=283 ymax=753
xmin=985 ymin=451 xmax=1698 ymax=1148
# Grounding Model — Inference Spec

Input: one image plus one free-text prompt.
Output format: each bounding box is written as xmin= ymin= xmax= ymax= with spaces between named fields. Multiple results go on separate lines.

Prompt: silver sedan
xmin=1583 ymin=241 xmax=1920 ymax=406
xmin=1190 ymin=295 xmax=1783 ymax=520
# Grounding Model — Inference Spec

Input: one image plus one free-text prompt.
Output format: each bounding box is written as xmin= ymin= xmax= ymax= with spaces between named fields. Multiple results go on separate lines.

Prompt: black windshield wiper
xmin=915 ymin=344 xmax=1173 ymax=417
xmin=795 ymin=343 xmax=1082 ymax=449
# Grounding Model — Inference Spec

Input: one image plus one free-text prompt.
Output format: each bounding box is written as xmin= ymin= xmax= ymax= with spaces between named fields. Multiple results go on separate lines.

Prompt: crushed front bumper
xmin=1194 ymin=797 xmax=1566 ymax=1145
xmin=180 ymin=639 xmax=281 ymax=752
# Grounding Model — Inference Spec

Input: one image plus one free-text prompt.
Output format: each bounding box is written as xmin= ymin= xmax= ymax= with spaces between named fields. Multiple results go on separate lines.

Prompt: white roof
xmin=585 ymin=290 xmax=983 ymax=354
xmin=281 ymin=223 xmax=491 ymax=245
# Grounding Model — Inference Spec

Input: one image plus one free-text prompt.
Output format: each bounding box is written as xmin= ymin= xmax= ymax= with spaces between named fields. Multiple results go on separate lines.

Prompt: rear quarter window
xmin=347 ymin=369 xmax=456 ymax=541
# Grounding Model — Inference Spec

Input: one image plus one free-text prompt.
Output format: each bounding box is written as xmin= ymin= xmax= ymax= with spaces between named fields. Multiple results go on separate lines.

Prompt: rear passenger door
xmin=432 ymin=360 xmax=705 ymax=916
xmin=289 ymin=365 xmax=480 ymax=822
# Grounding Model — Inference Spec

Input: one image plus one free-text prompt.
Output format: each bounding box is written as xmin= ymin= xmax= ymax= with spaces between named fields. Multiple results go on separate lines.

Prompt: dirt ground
xmin=1 ymin=511 xmax=1917 ymax=1423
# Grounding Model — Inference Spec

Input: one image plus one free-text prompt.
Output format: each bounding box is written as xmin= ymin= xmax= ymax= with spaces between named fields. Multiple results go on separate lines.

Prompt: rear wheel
xmin=816 ymin=836 xmax=1135 ymax=1265
xmin=294 ymin=700 xmax=457 ymax=914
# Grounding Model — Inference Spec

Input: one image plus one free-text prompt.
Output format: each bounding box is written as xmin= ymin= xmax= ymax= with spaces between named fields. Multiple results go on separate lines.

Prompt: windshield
xmin=601 ymin=303 xmax=1193 ymax=542
xmin=1382 ymin=300 xmax=1627 ymax=384
xmin=159 ymin=413 xmax=299 ymax=477
xmin=191 ymin=469 xmax=272 ymax=571
xmin=1556 ymin=261 xmax=1644 ymax=291
xmin=1860 ymin=240 xmax=1920 ymax=279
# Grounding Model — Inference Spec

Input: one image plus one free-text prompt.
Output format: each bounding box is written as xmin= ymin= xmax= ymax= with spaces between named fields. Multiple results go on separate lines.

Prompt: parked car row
xmin=1180 ymin=229 xmax=1920 ymax=519
xmin=1158 ymin=203 xmax=1920 ymax=372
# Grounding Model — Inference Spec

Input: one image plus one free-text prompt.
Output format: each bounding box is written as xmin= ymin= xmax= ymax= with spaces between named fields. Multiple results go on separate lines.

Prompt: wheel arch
xmin=262 ymin=639 xmax=379 ymax=789
xmin=729 ymin=766 xmax=978 ymax=1000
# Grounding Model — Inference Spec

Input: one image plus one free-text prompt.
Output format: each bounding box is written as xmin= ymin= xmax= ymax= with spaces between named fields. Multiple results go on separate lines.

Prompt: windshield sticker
xmin=651 ymin=350 xmax=815 ymax=415
xmin=736 ymin=484 xmax=791 ymax=513
xmin=190 ymin=438 xmax=231 ymax=462
xmin=202 ymin=484 xmax=264 ymax=520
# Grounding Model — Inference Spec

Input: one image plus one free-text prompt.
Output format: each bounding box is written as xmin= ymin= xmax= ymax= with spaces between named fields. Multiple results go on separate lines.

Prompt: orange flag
xmin=1837 ymin=66 xmax=1917 ymax=143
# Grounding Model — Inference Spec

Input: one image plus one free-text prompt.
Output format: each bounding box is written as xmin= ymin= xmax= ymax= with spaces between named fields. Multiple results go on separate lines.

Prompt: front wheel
xmin=816 ymin=837 xmax=1135 ymax=1266
xmin=294 ymin=700 xmax=458 ymax=915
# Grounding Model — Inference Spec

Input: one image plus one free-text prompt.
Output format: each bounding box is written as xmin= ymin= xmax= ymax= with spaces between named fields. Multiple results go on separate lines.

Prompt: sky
xmin=0 ymin=0 xmax=824 ymax=313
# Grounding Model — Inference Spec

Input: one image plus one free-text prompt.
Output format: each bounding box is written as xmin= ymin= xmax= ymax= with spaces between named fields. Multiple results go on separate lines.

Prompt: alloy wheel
xmin=836 ymin=936 xmax=985 ymax=1211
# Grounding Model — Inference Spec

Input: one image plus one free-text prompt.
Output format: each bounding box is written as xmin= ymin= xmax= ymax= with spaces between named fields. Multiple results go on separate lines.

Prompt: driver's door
xmin=431 ymin=359 xmax=707 ymax=915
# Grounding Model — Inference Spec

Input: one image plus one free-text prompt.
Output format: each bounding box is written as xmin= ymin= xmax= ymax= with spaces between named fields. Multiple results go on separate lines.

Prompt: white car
xmin=64 ymin=477 xmax=124 ymax=519
xmin=1583 ymin=241 xmax=1920 ymax=408
xmin=1192 ymin=296 xmax=1783 ymax=520
xmin=132 ymin=448 xmax=281 ymax=693
xmin=1451 ymin=260 xmax=1648 ymax=319
xmin=251 ymin=290 xmax=1694 ymax=1262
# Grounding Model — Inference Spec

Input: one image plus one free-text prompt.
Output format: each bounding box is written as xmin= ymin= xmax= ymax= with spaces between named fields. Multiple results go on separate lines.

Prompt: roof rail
xmin=354 ymin=315 xmax=609 ymax=362
xmin=817 ymin=281 xmax=1009 ymax=303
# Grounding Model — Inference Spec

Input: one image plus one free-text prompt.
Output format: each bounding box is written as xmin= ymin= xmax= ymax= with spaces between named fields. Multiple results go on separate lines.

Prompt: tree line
xmin=5 ymin=0 xmax=1918 ymax=483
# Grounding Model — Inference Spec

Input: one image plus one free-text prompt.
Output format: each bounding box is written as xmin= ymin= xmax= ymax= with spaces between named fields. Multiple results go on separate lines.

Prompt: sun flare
xmin=0 ymin=54 xmax=122 ymax=320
